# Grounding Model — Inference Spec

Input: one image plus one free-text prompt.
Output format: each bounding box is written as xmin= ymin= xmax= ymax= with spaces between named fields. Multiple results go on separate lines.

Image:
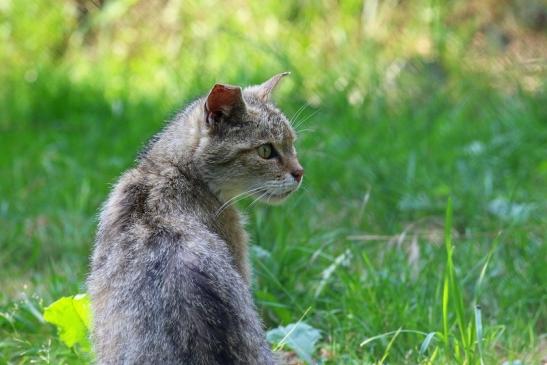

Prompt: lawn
xmin=1 ymin=1 xmax=546 ymax=364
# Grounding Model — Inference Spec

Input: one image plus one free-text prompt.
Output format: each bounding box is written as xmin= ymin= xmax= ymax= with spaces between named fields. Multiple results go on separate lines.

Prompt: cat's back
xmin=88 ymin=167 xmax=265 ymax=364
xmin=89 ymin=163 xmax=222 ymax=282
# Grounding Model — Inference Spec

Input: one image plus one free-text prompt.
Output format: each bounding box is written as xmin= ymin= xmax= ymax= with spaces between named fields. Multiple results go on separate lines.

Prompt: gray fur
xmin=88 ymin=74 xmax=303 ymax=365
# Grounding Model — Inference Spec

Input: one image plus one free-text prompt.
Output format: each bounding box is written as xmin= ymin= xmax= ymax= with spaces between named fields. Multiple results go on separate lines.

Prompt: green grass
xmin=1 ymin=1 xmax=546 ymax=364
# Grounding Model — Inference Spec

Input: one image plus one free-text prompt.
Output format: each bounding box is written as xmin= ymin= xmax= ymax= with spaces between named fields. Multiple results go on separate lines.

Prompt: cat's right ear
xmin=204 ymin=84 xmax=246 ymax=126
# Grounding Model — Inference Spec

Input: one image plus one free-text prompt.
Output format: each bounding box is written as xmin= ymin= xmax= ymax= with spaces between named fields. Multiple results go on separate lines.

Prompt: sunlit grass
xmin=1 ymin=0 xmax=546 ymax=363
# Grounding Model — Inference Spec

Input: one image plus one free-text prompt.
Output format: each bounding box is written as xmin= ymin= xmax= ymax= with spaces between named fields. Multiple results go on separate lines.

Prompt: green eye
xmin=257 ymin=144 xmax=275 ymax=159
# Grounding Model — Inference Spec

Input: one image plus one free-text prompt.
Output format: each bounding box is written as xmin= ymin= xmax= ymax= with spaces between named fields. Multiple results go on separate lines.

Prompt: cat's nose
xmin=291 ymin=168 xmax=304 ymax=183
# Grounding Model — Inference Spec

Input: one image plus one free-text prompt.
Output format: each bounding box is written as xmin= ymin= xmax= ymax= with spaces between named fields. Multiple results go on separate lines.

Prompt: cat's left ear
xmin=251 ymin=72 xmax=290 ymax=102
xmin=204 ymin=83 xmax=246 ymax=126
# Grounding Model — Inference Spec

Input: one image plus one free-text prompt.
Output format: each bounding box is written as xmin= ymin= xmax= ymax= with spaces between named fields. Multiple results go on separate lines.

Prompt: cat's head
xmin=195 ymin=72 xmax=303 ymax=205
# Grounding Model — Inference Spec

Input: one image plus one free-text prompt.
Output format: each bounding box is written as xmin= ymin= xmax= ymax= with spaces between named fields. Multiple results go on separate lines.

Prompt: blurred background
xmin=1 ymin=0 xmax=546 ymax=364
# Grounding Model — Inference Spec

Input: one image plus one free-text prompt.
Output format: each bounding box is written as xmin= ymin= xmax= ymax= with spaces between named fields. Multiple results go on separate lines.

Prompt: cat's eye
xmin=257 ymin=144 xmax=277 ymax=159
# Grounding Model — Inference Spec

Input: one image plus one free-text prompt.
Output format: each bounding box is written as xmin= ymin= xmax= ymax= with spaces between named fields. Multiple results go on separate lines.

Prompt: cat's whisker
xmin=248 ymin=190 xmax=270 ymax=208
xmin=216 ymin=187 xmax=264 ymax=214
xmin=289 ymin=102 xmax=309 ymax=126
xmin=294 ymin=128 xmax=316 ymax=135
xmin=292 ymin=107 xmax=313 ymax=128
xmin=293 ymin=108 xmax=320 ymax=130
xmin=215 ymin=186 xmax=265 ymax=217
xmin=215 ymin=194 xmax=254 ymax=217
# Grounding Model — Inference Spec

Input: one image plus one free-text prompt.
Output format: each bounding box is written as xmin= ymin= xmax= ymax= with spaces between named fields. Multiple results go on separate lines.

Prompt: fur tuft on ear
xmin=250 ymin=72 xmax=290 ymax=102
xmin=204 ymin=84 xmax=246 ymax=125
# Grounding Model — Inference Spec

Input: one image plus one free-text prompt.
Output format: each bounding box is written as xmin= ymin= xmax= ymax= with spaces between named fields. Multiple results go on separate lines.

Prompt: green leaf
xmin=266 ymin=322 xmax=321 ymax=365
xmin=419 ymin=332 xmax=437 ymax=355
xmin=43 ymin=293 xmax=92 ymax=351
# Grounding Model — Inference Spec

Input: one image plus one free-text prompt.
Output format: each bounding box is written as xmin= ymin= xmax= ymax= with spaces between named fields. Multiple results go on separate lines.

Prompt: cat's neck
xmin=137 ymin=160 xmax=251 ymax=283
xmin=144 ymin=100 xmax=205 ymax=168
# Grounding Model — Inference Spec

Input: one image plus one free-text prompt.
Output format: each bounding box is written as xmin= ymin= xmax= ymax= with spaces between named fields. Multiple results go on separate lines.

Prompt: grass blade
xmin=442 ymin=197 xmax=471 ymax=360
xmin=475 ymin=305 xmax=484 ymax=365
xmin=378 ymin=327 xmax=402 ymax=364
xmin=419 ymin=332 xmax=438 ymax=356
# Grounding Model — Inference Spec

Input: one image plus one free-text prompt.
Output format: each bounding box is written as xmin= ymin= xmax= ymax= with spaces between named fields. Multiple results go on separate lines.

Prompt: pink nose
xmin=291 ymin=168 xmax=304 ymax=183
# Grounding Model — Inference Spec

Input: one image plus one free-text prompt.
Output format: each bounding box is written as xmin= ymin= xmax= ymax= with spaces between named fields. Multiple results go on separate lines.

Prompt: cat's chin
xmin=260 ymin=190 xmax=295 ymax=205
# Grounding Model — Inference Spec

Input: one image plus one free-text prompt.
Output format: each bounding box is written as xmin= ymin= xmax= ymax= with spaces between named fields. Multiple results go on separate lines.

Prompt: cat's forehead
xmin=247 ymin=103 xmax=295 ymax=143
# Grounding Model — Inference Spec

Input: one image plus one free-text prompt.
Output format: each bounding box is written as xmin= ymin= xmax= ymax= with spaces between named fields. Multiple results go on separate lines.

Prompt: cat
xmin=87 ymin=72 xmax=304 ymax=364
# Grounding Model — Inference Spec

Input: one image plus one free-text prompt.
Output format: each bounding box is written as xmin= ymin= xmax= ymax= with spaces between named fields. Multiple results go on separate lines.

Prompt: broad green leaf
xmin=266 ymin=322 xmax=321 ymax=365
xmin=43 ymin=293 xmax=91 ymax=351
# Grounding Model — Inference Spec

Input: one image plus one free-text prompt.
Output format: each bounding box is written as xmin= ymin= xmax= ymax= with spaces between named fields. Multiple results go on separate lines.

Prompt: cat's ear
xmin=252 ymin=72 xmax=290 ymax=102
xmin=204 ymin=83 xmax=246 ymax=125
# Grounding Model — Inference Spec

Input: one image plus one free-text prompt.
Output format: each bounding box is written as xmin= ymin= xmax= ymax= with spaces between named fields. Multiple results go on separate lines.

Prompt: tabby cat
xmin=88 ymin=72 xmax=303 ymax=364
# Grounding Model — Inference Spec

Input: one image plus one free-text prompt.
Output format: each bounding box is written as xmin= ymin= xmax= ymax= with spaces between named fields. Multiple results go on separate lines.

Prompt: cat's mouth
xmin=245 ymin=179 xmax=301 ymax=205
xmin=258 ymin=188 xmax=296 ymax=204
